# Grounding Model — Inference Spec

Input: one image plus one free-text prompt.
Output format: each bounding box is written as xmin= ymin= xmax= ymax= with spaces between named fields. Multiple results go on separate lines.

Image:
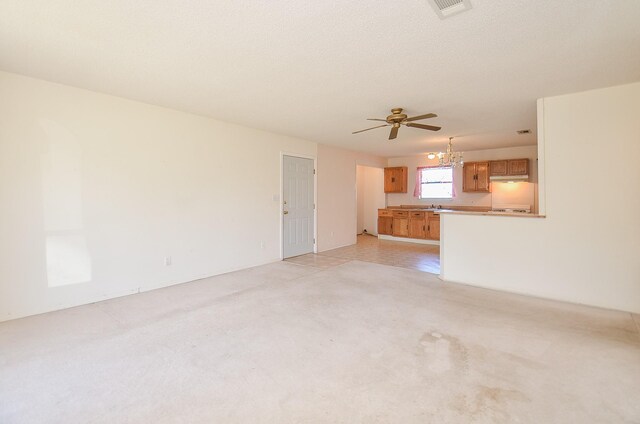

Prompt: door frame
xmin=280 ymin=152 xmax=318 ymax=259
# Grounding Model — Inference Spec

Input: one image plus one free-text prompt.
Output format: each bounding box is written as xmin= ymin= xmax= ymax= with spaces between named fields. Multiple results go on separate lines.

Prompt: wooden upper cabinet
xmin=475 ymin=162 xmax=490 ymax=192
xmin=508 ymin=159 xmax=529 ymax=175
xmin=384 ymin=167 xmax=408 ymax=193
xmin=489 ymin=158 xmax=529 ymax=177
xmin=489 ymin=160 xmax=508 ymax=176
xmin=462 ymin=162 xmax=490 ymax=193
xmin=463 ymin=163 xmax=477 ymax=192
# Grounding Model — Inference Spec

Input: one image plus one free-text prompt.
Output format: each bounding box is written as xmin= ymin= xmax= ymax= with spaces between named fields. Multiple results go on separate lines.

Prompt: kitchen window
xmin=418 ymin=166 xmax=454 ymax=199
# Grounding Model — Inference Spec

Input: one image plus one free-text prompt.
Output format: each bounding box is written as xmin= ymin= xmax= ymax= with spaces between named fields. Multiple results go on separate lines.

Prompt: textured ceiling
xmin=1 ymin=0 xmax=639 ymax=157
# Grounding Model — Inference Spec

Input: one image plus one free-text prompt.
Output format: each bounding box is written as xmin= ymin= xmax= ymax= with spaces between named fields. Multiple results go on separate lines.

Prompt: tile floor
xmin=286 ymin=234 xmax=440 ymax=274
xmin=283 ymin=254 xmax=352 ymax=269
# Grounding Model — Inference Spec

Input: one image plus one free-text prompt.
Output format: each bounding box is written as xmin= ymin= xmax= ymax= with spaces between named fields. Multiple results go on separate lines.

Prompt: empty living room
xmin=1 ymin=1 xmax=639 ymax=423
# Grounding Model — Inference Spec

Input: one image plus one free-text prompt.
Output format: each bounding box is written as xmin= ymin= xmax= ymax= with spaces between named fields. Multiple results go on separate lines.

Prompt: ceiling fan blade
xmin=352 ymin=124 xmax=389 ymax=134
xmin=389 ymin=126 xmax=399 ymax=140
xmin=405 ymin=122 xmax=442 ymax=131
xmin=367 ymin=118 xmax=388 ymax=122
xmin=404 ymin=113 xmax=437 ymax=122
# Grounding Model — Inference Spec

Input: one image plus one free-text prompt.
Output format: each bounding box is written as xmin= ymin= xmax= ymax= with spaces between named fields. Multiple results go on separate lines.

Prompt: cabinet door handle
xmin=428 ymin=225 xmax=430 ymax=231
xmin=283 ymin=211 xmax=289 ymax=215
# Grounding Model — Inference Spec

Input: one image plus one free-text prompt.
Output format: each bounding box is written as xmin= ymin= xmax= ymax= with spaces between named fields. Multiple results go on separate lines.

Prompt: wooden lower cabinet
xmin=408 ymin=211 xmax=426 ymax=239
xmin=392 ymin=217 xmax=409 ymax=237
xmin=391 ymin=210 xmax=409 ymax=237
xmin=378 ymin=209 xmax=440 ymax=241
xmin=378 ymin=216 xmax=393 ymax=235
xmin=427 ymin=215 xmax=440 ymax=240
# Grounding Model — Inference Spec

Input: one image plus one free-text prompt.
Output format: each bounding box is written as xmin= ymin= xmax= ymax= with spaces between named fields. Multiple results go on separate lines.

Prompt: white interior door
xmin=283 ymin=155 xmax=315 ymax=258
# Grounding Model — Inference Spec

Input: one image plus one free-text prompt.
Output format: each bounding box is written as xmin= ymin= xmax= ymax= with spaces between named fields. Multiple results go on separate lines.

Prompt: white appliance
xmin=491 ymin=203 xmax=531 ymax=214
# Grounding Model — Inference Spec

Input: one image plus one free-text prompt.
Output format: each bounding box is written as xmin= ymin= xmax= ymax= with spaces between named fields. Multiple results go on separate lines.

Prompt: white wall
xmin=362 ymin=167 xmax=385 ymax=235
xmin=356 ymin=166 xmax=385 ymax=235
xmin=491 ymin=181 xmax=536 ymax=210
xmin=387 ymin=145 xmax=538 ymax=210
xmin=0 ymin=71 xmax=319 ymax=321
xmin=357 ymin=167 xmax=366 ymax=234
xmin=317 ymin=144 xmax=385 ymax=251
xmin=441 ymin=82 xmax=640 ymax=313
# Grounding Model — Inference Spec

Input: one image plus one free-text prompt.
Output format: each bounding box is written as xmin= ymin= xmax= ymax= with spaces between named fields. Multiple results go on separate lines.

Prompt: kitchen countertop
xmin=435 ymin=210 xmax=546 ymax=218
xmin=382 ymin=208 xmax=447 ymax=214
xmin=381 ymin=206 xmax=545 ymax=218
xmin=383 ymin=206 xmax=487 ymax=213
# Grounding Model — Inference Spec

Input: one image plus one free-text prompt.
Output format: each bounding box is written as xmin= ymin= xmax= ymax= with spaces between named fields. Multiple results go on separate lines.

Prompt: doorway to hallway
xmin=356 ymin=165 xmax=385 ymax=236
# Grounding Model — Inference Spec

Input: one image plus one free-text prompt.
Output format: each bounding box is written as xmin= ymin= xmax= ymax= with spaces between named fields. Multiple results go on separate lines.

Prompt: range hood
xmin=490 ymin=174 xmax=529 ymax=182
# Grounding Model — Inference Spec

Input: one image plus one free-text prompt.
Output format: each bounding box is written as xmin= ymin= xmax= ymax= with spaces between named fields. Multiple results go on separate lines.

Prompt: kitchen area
xmin=360 ymin=144 xmax=541 ymax=274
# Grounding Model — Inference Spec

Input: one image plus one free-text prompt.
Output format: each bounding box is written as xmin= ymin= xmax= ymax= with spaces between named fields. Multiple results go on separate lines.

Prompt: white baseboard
xmin=0 ymin=257 xmax=284 ymax=323
xmin=438 ymin=274 xmax=639 ymax=314
xmin=378 ymin=235 xmax=440 ymax=246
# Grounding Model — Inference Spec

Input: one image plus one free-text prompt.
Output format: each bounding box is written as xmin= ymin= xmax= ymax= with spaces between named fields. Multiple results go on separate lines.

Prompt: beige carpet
xmin=1 ymin=260 xmax=639 ymax=423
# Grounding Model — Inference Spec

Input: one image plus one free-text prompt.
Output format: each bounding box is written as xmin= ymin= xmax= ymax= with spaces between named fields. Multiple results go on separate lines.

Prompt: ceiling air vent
xmin=428 ymin=0 xmax=472 ymax=19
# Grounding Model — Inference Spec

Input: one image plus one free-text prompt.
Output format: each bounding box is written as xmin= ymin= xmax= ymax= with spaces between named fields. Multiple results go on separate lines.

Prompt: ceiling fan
xmin=352 ymin=108 xmax=441 ymax=140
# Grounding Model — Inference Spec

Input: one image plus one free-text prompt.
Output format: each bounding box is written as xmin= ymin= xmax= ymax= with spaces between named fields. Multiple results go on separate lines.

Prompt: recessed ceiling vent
xmin=428 ymin=0 xmax=472 ymax=19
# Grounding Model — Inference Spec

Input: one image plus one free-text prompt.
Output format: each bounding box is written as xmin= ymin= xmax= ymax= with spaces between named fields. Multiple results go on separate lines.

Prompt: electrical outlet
xmin=164 ymin=256 xmax=172 ymax=266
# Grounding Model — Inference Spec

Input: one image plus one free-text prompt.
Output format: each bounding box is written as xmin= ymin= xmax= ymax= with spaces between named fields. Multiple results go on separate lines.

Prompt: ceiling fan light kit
xmin=352 ymin=107 xmax=441 ymax=140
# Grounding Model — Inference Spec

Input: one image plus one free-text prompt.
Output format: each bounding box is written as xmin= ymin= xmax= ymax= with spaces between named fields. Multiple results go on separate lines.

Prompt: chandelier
xmin=437 ymin=137 xmax=464 ymax=167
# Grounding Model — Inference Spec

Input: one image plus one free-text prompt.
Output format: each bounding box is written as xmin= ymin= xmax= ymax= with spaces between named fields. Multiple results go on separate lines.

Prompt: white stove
xmin=491 ymin=204 xmax=531 ymax=214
